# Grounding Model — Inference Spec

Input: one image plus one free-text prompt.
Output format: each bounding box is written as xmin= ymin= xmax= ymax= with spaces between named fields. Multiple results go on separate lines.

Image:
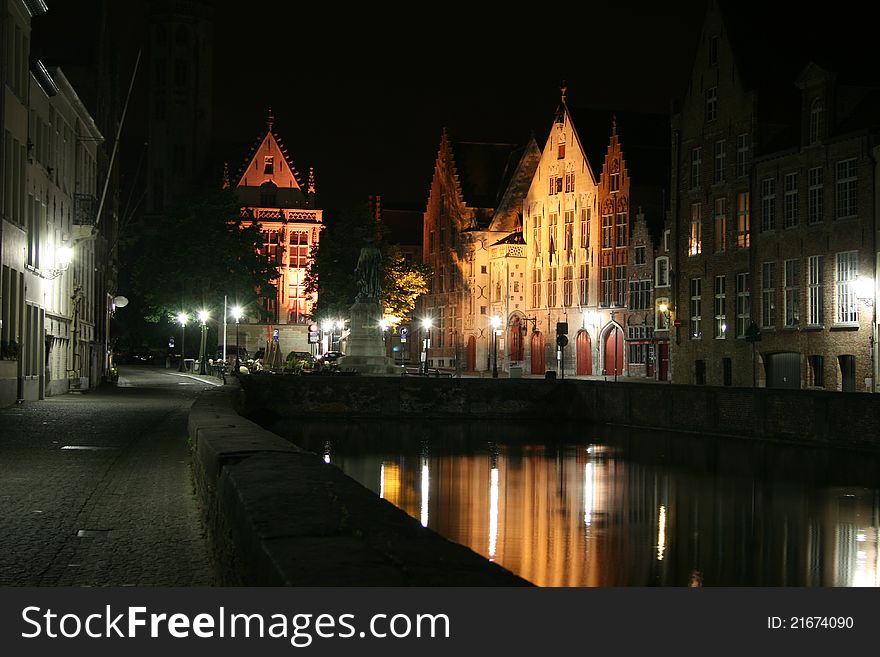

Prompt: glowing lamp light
xmin=421 ymin=318 xmax=433 ymax=330
xmin=197 ymin=309 xmax=209 ymax=324
xmin=855 ymin=275 xmax=874 ymax=302
xmin=231 ymin=306 xmax=243 ymax=321
xmin=176 ymin=311 xmax=188 ymax=327
xmin=659 ymin=302 xmax=669 ymax=314
xmin=379 ymin=318 xmax=389 ymax=330
xmin=322 ymin=319 xmax=333 ymax=332
xmin=57 ymin=245 xmax=73 ymax=268
xmin=334 ymin=319 xmax=344 ymax=330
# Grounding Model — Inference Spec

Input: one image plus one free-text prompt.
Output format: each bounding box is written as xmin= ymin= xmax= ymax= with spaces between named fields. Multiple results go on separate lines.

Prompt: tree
xmin=381 ymin=245 xmax=431 ymax=320
xmin=131 ymin=189 xmax=280 ymax=324
xmin=305 ymin=202 xmax=431 ymax=322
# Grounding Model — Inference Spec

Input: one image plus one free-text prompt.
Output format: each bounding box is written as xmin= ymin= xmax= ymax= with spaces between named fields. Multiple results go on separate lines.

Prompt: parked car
xmin=317 ymin=350 xmax=344 ymax=363
xmin=285 ymin=351 xmax=316 ymax=370
xmin=128 ymin=349 xmax=155 ymax=364
xmin=215 ymin=346 xmax=249 ymax=362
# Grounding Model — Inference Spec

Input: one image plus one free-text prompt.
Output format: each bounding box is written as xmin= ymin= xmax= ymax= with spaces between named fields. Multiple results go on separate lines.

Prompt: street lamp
xmin=176 ymin=311 xmax=188 ymax=372
xmin=491 ymin=315 xmax=501 ymax=378
xmin=197 ymin=309 xmax=209 ymax=375
xmin=231 ymin=305 xmax=243 ymax=373
xmin=421 ymin=317 xmax=432 ymax=375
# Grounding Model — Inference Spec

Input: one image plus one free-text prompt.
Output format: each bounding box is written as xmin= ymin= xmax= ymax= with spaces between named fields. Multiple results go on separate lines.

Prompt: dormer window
xmin=264 ymin=156 xmax=274 ymax=174
xmin=809 ymin=98 xmax=824 ymax=145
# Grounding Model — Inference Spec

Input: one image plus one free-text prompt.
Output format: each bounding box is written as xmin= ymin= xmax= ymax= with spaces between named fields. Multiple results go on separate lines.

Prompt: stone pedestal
xmin=339 ymin=299 xmax=398 ymax=375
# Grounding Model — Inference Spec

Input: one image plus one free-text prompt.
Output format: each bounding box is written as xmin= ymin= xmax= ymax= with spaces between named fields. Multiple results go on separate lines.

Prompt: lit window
xmin=835 ymin=251 xmax=859 ymax=324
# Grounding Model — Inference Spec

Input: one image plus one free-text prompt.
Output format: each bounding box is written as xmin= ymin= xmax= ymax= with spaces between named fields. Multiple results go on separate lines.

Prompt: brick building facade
xmin=670 ymin=0 xmax=879 ymax=391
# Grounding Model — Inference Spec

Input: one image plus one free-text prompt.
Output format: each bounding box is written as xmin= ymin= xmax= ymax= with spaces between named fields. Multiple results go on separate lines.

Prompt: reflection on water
xmin=279 ymin=420 xmax=880 ymax=587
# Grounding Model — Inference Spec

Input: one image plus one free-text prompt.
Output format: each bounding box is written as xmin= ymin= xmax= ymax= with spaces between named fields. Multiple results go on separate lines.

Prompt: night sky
xmin=28 ymin=1 xmax=873 ymax=212
xmin=31 ymin=1 xmax=708 ymax=211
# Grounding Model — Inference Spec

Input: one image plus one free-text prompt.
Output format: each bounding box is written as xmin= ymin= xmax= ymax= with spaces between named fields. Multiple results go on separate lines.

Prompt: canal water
xmin=280 ymin=420 xmax=880 ymax=587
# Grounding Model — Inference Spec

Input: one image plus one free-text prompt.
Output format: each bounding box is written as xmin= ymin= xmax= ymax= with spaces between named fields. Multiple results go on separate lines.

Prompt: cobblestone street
xmin=0 ymin=367 xmax=218 ymax=586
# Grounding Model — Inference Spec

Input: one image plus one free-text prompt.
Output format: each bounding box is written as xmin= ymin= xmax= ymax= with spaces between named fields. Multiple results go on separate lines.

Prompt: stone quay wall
xmin=239 ymin=375 xmax=880 ymax=450
xmin=187 ymin=383 xmax=529 ymax=586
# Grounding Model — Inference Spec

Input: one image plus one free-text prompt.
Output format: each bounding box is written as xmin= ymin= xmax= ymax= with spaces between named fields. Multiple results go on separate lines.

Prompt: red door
xmin=576 ymin=330 xmax=592 ymax=375
xmin=603 ymin=326 xmax=623 ymax=376
xmin=530 ymin=332 xmax=545 ymax=374
xmin=466 ymin=336 xmax=476 ymax=371
xmin=658 ymin=343 xmax=669 ymax=381
xmin=510 ymin=318 xmax=523 ymax=361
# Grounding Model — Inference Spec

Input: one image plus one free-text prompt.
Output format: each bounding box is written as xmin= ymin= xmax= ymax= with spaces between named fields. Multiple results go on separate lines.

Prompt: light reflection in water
xmin=489 ymin=467 xmax=499 ymax=560
xmin=290 ymin=422 xmax=880 ymax=587
xmin=657 ymin=505 xmax=667 ymax=561
xmin=420 ymin=460 xmax=429 ymax=528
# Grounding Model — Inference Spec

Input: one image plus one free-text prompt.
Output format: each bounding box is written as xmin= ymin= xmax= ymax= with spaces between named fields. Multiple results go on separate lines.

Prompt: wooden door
xmin=466 ymin=335 xmax=476 ymax=371
xmin=658 ymin=343 xmax=669 ymax=381
xmin=575 ymin=330 xmax=592 ymax=375
xmin=530 ymin=332 xmax=545 ymax=374
xmin=603 ymin=326 xmax=623 ymax=376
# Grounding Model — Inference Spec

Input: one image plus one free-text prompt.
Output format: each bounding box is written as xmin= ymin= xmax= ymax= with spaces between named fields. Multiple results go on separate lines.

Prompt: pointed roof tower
xmin=234 ymin=110 xmax=311 ymax=209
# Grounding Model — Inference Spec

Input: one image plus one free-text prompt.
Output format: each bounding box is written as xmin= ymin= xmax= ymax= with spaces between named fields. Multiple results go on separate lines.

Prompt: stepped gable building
xmin=521 ymin=94 xmax=670 ymax=379
xmin=421 ymin=129 xmax=540 ymax=372
xmin=231 ymin=110 xmax=322 ymax=355
xmin=670 ymin=0 xmax=879 ymax=391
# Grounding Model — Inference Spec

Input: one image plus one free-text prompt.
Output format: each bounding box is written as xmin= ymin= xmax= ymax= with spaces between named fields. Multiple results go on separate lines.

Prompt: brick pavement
xmin=0 ymin=366 xmax=219 ymax=586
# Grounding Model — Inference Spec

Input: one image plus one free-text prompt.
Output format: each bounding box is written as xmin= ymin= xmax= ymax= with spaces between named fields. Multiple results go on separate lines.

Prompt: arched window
xmin=809 ymin=98 xmax=823 ymax=144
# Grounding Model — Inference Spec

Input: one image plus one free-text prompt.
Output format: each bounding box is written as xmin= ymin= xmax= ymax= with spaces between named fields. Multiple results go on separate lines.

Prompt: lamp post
xmin=231 ymin=305 xmax=243 ymax=373
xmin=197 ymin=309 xmax=209 ymax=375
xmin=176 ymin=311 xmax=188 ymax=372
xmin=491 ymin=315 xmax=501 ymax=378
xmin=379 ymin=318 xmax=390 ymax=358
xmin=334 ymin=320 xmax=344 ymax=351
xmin=421 ymin=318 xmax=432 ymax=375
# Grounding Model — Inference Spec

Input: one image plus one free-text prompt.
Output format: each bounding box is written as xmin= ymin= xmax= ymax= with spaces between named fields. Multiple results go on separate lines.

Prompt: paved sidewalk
xmin=0 ymin=366 xmax=218 ymax=586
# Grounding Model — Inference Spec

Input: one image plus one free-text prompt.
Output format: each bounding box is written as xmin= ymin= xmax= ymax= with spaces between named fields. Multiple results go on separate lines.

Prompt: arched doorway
xmin=530 ymin=331 xmax=545 ymax=374
xmin=576 ymin=330 xmax=592 ymax=375
xmin=466 ymin=335 xmax=476 ymax=372
xmin=602 ymin=324 xmax=623 ymax=376
xmin=509 ymin=317 xmax=524 ymax=362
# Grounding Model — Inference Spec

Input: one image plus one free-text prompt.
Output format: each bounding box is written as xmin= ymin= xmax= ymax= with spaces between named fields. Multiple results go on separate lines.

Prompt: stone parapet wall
xmin=240 ymin=375 xmax=880 ymax=449
xmin=187 ymin=383 xmax=529 ymax=586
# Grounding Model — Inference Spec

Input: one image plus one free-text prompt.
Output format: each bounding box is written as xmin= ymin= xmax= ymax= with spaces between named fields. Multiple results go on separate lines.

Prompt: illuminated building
xmin=231 ymin=110 xmax=322 ymax=354
xmin=420 ymin=129 xmax=539 ymax=372
xmin=521 ymin=91 xmax=669 ymax=377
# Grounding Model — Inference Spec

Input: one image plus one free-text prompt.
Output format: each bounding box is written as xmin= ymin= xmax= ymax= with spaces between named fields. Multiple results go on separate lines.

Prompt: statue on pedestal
xmin=355 ymin=242 xmax=382 ymax=301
